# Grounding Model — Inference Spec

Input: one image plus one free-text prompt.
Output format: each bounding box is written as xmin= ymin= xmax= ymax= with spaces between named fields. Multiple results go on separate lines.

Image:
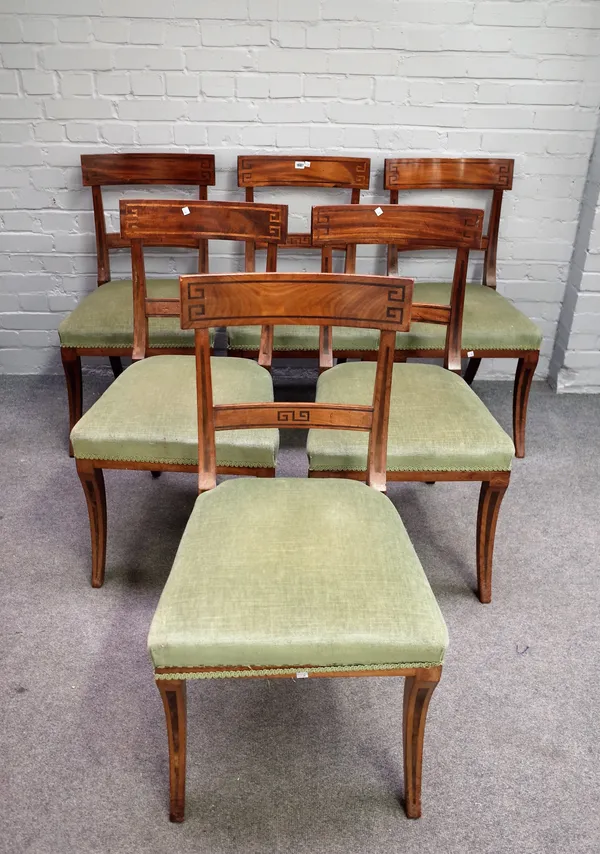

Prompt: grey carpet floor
xmin=1 ymin=373 xmax=599 ymax=854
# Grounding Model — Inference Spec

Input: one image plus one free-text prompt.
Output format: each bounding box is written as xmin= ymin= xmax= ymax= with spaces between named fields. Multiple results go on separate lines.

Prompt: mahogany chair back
xmin=119 ymin=199 xmax=288 ymax=360
xmin=175 ymin=270 xmax=413 ymax=493
xmin=81 ymin=153 xmax=216 ymax=285
xmin=384 ymin=158 xmax=513 ymax=289
xmin=311 ymin=204 xmax=485 ymax=372
xmin=237 ymin=155 xmax=370 ymax=266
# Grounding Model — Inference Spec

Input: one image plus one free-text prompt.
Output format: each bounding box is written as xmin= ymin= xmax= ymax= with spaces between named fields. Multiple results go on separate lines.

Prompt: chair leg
xmin=403 ymin=669 xmax=440 ymax=819
xmin=463 ymin=356 xmax=482 ymax=386
xmin=476 ymin=475 xmax=509 ymax=604
xmin=61 ymin=348 xmax=82 ymax=457
xmin=109 ymin=356 xmax=123 ymax=378
xmin=513 ymin=351 xmax=538 ymax=459
xmin=157 ymin=679 xmax=187 ymax=823
xmin=76 ymin=460 xmax=107 ymax=588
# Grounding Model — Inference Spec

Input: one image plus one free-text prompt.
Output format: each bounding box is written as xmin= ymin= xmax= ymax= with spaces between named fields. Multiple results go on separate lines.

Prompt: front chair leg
xmin=513 ymin=351 xmax=539 ymax=458
xmin=76 ymin=460 xmax=107 ymax=588
xmin=109 ymin=356 xmax=123 ymax=378
xmin=61 ymin=348 xmax=82 ymax=456
xmin=463 ymin=356 xmax=482 ymax=386
xmin=402 ymin=668 xmax=441 ymax=819
xmin=476 ymin=475 xmax=509 ymax=604
xmin=157 ymin=679 xmax=187 ymax=823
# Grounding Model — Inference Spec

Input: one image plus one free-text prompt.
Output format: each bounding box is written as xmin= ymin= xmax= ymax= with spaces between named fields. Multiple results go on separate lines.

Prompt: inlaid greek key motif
xmin=277 ymin=410 xmax=311 ymax=423
xmin=386 ymin=287 xmax=406 ymax=321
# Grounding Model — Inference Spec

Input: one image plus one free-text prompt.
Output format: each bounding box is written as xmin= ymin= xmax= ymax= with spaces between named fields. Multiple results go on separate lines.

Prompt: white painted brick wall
xmin=0 ymin=0 xmax=599 ymax=378
xmin=550 ymin=122 xmax=600 ymax=391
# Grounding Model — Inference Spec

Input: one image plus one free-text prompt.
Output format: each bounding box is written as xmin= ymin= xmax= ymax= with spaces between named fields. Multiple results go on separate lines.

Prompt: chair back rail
xmin=311 ymin=204 xmax=485 ymax=373
xmin=119 ymin=200 xmax=288 ymax=360
xmin=384 ymin=157 xmax=513 ymax=289
xmin=238 ymin=155 xmax=370 ymax=259
xmin=179 ymin=272 xmax=413 ymax=494
xmin=81 ymin=153 xmax=216 ymax=285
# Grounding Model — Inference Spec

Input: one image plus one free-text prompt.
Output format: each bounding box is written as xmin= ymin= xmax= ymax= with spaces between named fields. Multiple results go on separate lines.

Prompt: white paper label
xmin=182 ymin=206 xmax=190 ymax=215
xmin=296 ymin=671 xmax=309 ymax=679
xmin=374 ymin=207 xmax=383 ymax=216
xmin=304 ymin=160 xmax=311 ymax=167
xmin=467 ymin=350 xmax=475 ymax=358
xmin=295 ymin=161 xmax=306 ymax=169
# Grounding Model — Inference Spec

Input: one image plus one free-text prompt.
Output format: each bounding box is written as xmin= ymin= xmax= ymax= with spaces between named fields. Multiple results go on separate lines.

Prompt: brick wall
xmin=0 ymin=0 xmax=599 ymax=381
xmin=550 ymin=121 xmax=600 ymax=391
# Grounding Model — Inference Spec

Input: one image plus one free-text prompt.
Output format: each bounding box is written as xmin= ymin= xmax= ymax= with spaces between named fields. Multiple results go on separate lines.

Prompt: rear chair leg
xmin=61 ymin=348 xmax=82 ymax=457
xmin=76 ymin=460 xmax=107 ymax=588
xmin=463 ymin=356 xmax=482 ymax=386
xmin=476 ymin=475 xmax=509 ymax=604
xmin=157 ymin=679 xmax=187 ymax=823
xmin=403 ymin=668 xmax=441 ymax=819
xmin=513 ymin=351 xmax=538 ymax=459
xmin=109 ymin=356 xmax=123 ymax=378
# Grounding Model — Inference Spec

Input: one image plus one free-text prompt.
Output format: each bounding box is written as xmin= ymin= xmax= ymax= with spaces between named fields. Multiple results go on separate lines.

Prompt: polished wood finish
xmin=77 ymin=201 xmax=288 ymax=587
xmin=403 ymin=671 xmax=440 ymax=819
xmin=120 ymin=199 xmax=287 ymax=244
xmin=238 ymin=155 xmax=370 ymax=188
xmin=153 ymin=270 xmax=446 ymax=821
xmin=62 ymin=348 xmax=82 ymax=456
xmin=82 ymin=153 xmax=215 ymax=287
xmin=384 ymin=157 xmax=537 ymax=455
xmin=76 ymin=459 xmax=107 ymax=589
xmin=180 ymin=271 xmax=412 ymax=495
xmin=476 ymin=473 xmax=510 ymax=603
xmin=180 ymin=272 xmax=413 ymax=332
xmin=81 ymin=153 xmax=215 ymax=187
xmin=62 ymin=154 xmax=216 ymax=448
xmin=119 ymin=200 xmax=288 ymax=361
xmin=312 ymin=205 xmax=484 ymax=374
xmin=155 ymin=665 xmax=440 ymax=821
xmin=239 ymin=155 xmax=369 ymax=250
xmin=513 ymin=351 xmax=539 ymax=458
xmin=156 ymin=679 xmax=187 ymax=823
xmin=312 ymin=204 xmax=484 ymax=250
xmin=385 ymin=157 xmax=513 ymax=191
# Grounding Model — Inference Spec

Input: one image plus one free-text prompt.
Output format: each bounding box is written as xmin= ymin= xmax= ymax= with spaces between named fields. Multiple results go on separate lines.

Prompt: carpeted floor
xmin=1 ymin=372 xmax=599 ymax=854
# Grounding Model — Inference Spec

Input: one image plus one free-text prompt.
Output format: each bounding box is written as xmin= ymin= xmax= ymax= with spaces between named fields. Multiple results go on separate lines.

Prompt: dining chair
xmin=384 ymin=157 xmax=541 ymax=458
xmin=306 ymin=205 xmax=515 ymax=603
xmin=148 ymin=269 xmax=448 ymax=822
xmin=59 ymin=152 xmax=215 ymax=450
xmin=227 ymin=154 xmax=371 ymax=357
xmin=70 ymin=200 xmax=287 ymax=587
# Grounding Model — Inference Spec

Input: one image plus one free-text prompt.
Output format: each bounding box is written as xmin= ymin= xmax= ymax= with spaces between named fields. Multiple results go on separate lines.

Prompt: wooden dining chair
xmin=306 ymin=205 xmax=515 ymax=604
xmin=148 ymin=270 xmax=448 ymax=822
xmin=384 ymin=158 xmax=542 ymax=458
xmin=59 ymin=153 xmax=216 ymax=449
xmin=70 ymin=200 xmax=287 ymax=588
xmin=227 ymin=154 xmax=371 ymax=356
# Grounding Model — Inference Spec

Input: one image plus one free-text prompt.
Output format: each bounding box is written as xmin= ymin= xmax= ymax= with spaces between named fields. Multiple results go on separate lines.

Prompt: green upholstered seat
xmin=308 ymin=363 xmax=514 ymax=473
xmin=227 ymin=282 xmax=543 ymax=353
xmin=71 ymin=355 xmax=278 ymax=468
xmin=58 ymin=279 xmax=204 ymax=350
xmin=148 ymin=478 xmax=448 ymax=673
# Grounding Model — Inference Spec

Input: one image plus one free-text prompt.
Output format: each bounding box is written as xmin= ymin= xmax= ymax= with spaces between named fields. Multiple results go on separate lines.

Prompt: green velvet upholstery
xmin=71 ymin=355 xmax=278 ymax=468
xmin=148 ymin=478 xmax=448 ymax=673
xmin=227 ymin=282 xmax=543 ymax=353
xmin=308 ymin=363 xmax=514 ymax=473
xmin=58 ymin=279 xmax=207 ymax=350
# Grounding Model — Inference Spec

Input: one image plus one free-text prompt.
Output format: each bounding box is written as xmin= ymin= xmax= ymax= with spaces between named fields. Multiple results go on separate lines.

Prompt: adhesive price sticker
xmin=296 ymin=671 xmax=309 ymax=679
xmin=181 ymin=206 xmax=190 ymax=216
xmin=374 ymin=207 xmax=383 ymax=216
